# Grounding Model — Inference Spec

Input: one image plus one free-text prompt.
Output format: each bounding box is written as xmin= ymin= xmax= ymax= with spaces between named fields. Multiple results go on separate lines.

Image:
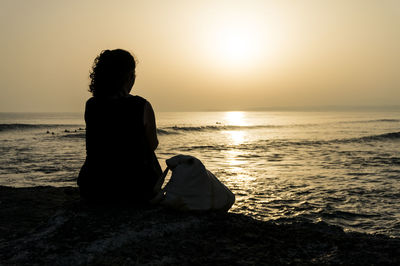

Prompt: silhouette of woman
xmin=78 ymin=49 xmax=162 ymax=203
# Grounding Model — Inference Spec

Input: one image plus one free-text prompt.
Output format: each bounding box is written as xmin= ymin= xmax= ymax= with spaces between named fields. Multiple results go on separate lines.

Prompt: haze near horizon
xmin=0 ymin=0 xmax=399 ymax=112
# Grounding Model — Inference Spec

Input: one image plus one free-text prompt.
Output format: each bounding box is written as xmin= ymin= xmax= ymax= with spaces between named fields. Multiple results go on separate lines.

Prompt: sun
xmin=197 ymin=8 xmax=284 ymax=74
xmin=202 ymin=18 xmax=264 ymax=70
xmin=216 ymin=26 xmax=260 ymax=65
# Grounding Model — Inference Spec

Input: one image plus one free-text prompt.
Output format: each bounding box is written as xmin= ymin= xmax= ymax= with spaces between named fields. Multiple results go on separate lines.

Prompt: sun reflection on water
xmin=226 ymin=130 xmax=245 ymax=145
xmin=223 ymin=148 xmax=257 ymax=213
xmin=225 ymin=149 xmax=244 ymax=168
xmin=225 ymin=111 xmax=247 ymax=126
xmin=222 ymin=112 xmax=254 ymax=210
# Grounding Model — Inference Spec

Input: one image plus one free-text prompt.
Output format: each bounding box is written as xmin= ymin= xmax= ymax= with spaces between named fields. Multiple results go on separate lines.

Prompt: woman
xmin=78 ymin=49 xmax=162 ymax=203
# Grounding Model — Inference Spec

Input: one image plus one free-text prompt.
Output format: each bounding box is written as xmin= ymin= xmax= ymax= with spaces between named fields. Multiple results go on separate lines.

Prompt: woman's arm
xmin=143 ymin=101 xmax=159 ymax=151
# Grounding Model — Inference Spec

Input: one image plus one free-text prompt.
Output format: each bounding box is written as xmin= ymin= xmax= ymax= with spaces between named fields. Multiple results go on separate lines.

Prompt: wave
xmin=159 ymin=119 xmax=399 ymax=133
xmin=0 ymin=124 xmax=64 ymax=132
xmin=4 ymin=118 xmax=397 ymax=134
xmin=285 ymin=131 xmax=400 ymax=146
xmin=164 ymin=124 xmax=290 ymax=133
xmin=157 ymin=128 xmax=179 ymax=135
xmin=179 ymin=131 xmax=400 ymax=152
xmin=262 ymin=131 xmax=400 ymax=147
xmin=156 ymin=125 xmax=252 ymax=135
xmin=60 ymin=133 xmax=86 ymax=138
xmin=371 ymin=119 xmax=400 ymax=122
xmin=357 ymin=131 xmax=400 ymax=141
xmin=341 ymin=119 xmax=400 ymax=124
xmin=0 ymin=123 xmax=272 ymax=134
xmin=61 ymin=129 xmax=177 ymax=138
xmin=0 ymin=123 xmax=267 ymax=136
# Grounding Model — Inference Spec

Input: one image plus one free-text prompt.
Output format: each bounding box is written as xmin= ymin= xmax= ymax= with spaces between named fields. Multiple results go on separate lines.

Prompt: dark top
xmin=77 ymin=95 xmax=161 ymax=203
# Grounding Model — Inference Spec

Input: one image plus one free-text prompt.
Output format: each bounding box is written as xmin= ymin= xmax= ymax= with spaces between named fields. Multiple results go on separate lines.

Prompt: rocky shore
xmin=0 ymin=186 xmax=399 ymax=265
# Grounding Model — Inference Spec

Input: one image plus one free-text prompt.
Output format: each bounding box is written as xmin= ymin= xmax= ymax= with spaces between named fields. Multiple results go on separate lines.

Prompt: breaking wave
xmin=0 ymin=124 xmax=65 ymax=132
xmin=341 ymin=119 xmax=400 ymax=124
xmin=159 ymin=119 xmax=399 ymax=134
xmin=255 ymin=131 xmax=400 ymax=147
xmin=162 ymin=124 xmax=293 ymax=133
xmin=357 ymin=131 xmax=400 ymax=141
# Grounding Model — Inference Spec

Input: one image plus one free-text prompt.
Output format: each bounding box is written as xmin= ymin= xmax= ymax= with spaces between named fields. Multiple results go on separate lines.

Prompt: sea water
xmin=1 ymin=111 xmax=399 ymax=237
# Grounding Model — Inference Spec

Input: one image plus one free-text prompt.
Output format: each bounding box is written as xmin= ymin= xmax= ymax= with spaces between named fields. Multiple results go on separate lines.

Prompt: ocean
xmin=1 ymin=111 xmax=399 ymax=237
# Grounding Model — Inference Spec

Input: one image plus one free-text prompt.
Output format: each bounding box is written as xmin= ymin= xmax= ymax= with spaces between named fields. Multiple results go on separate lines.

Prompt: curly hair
xmin=89 ymin=49 xmax=136 ymax=97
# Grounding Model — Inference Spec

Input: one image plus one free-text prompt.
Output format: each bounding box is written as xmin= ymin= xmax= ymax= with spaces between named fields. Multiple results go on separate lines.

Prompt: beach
xmin=1 ymin=186 xmax=399 ymax=265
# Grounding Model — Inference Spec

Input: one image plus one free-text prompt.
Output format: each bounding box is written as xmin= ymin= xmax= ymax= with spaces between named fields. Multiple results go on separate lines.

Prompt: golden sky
xmin=0 ymin=0 xmax=399 ymax=112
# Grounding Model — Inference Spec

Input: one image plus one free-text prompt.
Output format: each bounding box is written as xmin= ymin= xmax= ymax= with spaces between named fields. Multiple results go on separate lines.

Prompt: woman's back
xmin=85 ymin=95 xmax=146 ymax=166
xmin=79 ymin=95 xmax=160 ymax=202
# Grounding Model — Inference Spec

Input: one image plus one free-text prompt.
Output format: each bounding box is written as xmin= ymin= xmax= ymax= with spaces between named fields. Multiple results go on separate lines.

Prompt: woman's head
xmin=89 ymin=49 xmax=136 ymax=97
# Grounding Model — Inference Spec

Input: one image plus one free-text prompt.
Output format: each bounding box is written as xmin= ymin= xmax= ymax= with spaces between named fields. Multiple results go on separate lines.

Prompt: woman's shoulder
xmin=85 ymin=95 xmax=149 ymax=111
xmin=126 ymin=95 xmax=150 ymax=109
xmin=86 ymin=95 xmax=147 ymax=103
xmin=86 ymin=96 xmax=96 ymax=104
xmin=85 ymin=97 xmax=97 ymax=110
xmin=129 ymin=95 xmax=147 ymax=104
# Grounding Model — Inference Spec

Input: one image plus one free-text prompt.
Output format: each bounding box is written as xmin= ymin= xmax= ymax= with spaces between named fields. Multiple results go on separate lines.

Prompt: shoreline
xmin=1 ymin=186 xmax=399 ymax=265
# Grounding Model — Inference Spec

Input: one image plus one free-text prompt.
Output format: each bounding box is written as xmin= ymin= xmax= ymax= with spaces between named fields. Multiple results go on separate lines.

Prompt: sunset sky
xmin=0 ymin=0 xmax=399 ymax=112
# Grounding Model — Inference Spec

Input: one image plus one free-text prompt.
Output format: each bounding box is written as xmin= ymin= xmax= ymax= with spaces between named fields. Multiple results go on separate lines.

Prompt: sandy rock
xmin=0 ymin=186 xmax=399 ymax=265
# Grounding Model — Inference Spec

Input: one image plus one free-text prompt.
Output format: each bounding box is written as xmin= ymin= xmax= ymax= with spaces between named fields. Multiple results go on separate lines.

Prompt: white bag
xmin=158 ymin=155 xmax=235 ymax=212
